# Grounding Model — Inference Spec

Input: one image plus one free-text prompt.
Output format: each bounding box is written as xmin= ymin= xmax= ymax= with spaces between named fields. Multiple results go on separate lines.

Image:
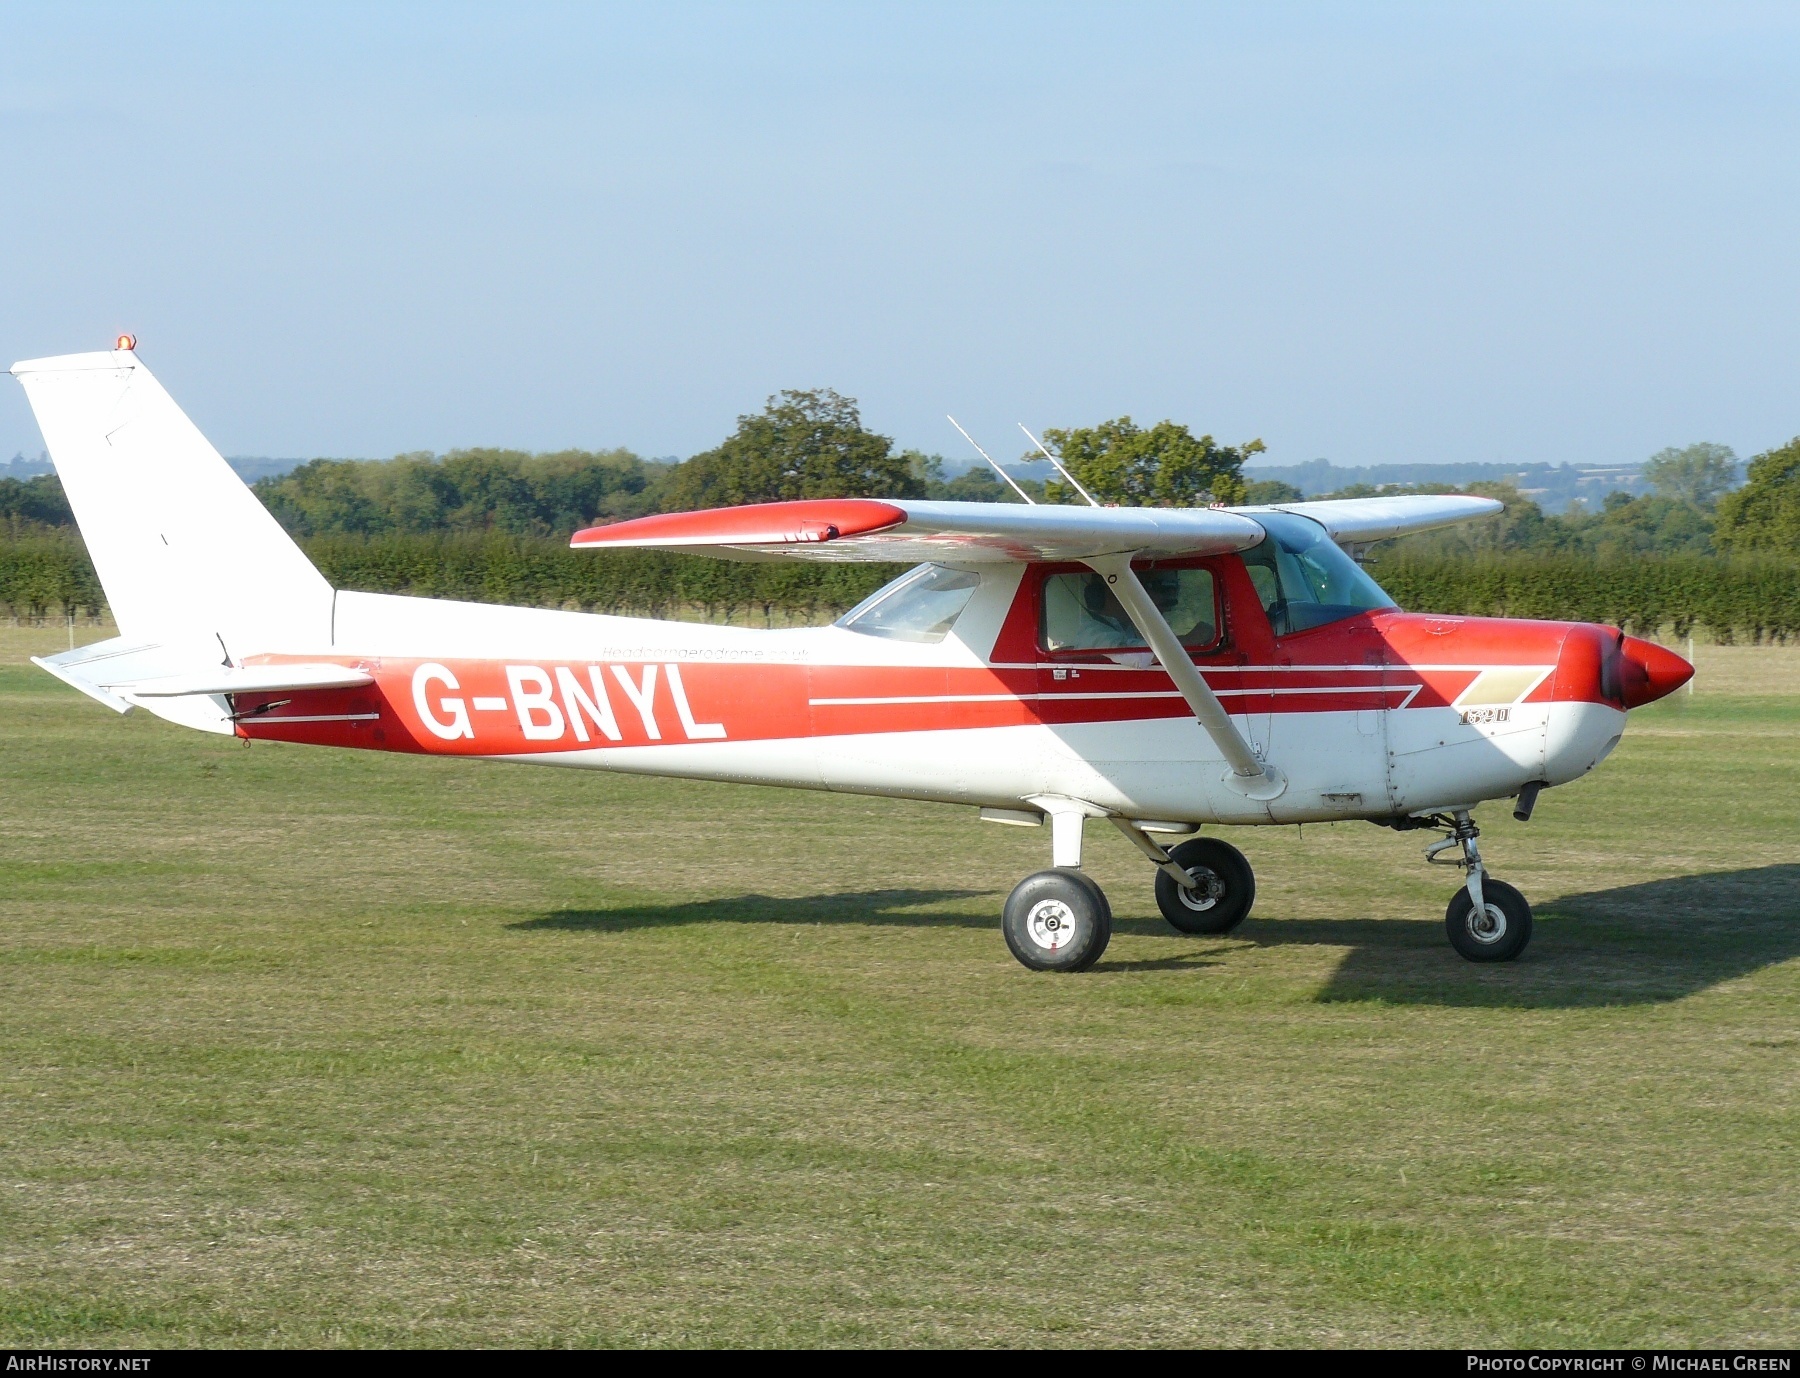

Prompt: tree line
xmin=4 ymin=527 xmax=1796 ymax=644
xmin=4 ymin=385 xmax=1797 ymax=638
xmin=1254 ymin=441 xmax=1799 ymax=559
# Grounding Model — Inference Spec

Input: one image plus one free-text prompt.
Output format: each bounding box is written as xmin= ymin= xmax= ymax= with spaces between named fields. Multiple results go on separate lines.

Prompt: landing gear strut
xmin=1105 ymin=817 xmax=1256 ymax=935
xmin=1425 ymin=810 xmax=1533 ymax=962
xmin=997 ymin=808 xmax=1260 ymax=971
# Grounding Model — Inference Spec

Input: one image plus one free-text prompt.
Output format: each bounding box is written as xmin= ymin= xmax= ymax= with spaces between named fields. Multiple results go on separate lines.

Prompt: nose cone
xmin=1618 ymin=636 xmax=1693 ymax=708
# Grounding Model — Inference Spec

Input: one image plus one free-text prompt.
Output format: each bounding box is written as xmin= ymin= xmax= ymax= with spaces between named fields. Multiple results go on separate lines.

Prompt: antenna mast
xmin=946 ymin=416 xmax=1036 ymax=504
xmin=1018 ymin=423 xmax=1100 ymax=507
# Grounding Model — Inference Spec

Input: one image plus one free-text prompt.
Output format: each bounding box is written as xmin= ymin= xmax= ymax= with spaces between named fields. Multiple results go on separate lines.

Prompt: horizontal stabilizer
xmin=31 ymin=636 xmax=227 ymax=733
xmin=27 ymin=638 xmax=364 ymax=732
xmin=112 ymin=662 xmax=374 ymax=698
xmin=29 ymin=637 xmax=152 ymax=713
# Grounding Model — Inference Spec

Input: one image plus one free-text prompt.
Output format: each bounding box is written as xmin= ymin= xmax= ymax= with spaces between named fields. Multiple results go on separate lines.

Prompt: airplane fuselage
xmin=230 ymin=562 xmax=1641 ymax=828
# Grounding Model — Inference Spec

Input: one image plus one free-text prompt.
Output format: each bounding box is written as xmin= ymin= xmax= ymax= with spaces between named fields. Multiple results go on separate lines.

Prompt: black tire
xmin=1002 ymin=868 xmax=1112 ymax=972
xmin=1445 ymin=878 xmax=1533 ymax=962
xmin=1154 ymin=837 xmax=1256 ymax=934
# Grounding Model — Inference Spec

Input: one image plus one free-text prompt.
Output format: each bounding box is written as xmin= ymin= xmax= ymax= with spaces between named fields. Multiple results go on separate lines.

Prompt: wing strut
xmin=1082 ymin=554 xmax=1286 ymax=801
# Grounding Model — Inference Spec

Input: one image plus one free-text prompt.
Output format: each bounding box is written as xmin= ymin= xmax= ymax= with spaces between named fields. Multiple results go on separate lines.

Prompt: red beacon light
xmin=115 ymin=334 xmax=136 ymax=351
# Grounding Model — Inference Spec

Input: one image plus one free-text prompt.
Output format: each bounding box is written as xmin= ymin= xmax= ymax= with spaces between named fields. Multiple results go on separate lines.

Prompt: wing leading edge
xmin=573 ymin=498 xmax=1266 ymax=563
xmin=570 ymin=493 xmax=1503 ymax=563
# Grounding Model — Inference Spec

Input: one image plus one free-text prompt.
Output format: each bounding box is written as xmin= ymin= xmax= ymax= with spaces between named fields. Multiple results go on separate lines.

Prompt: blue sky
xmin=3 ymin=3 xmax=1797 ymax=469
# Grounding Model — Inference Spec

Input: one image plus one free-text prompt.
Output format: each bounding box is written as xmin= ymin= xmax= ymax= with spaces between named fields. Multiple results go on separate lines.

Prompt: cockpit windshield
xmin=836 ymin=564 xmax=980 ymax=643
xmin=1240 ymin=513 xmax=1396 ymax=635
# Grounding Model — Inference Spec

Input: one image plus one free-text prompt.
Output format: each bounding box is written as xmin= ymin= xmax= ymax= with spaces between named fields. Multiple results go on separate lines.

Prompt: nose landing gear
xmin=1425 ymin=810 xmax=1534 ymax=962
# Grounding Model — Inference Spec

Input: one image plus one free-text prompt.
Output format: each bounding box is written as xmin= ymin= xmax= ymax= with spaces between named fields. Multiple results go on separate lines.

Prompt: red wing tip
xmin=571 ymin=499 xmax=907 ymax=548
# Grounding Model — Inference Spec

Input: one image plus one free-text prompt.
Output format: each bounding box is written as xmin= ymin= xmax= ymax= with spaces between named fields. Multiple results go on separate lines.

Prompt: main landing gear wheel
xmin=1445 ymin=879 xmax=1533 ymax=962
xmin=1003 ymin=868 xmax=1112 ymax=972
xmin=1155 ymin=837 xmax=1256 ymax=935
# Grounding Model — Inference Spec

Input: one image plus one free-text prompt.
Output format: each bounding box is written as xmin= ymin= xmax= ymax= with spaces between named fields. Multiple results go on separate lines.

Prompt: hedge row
xmin=0 ymin=531 xmax=105 ymax=619
xmin=1373 ymin=552 xmax=1800 ymax=643
xmin=4 ymin=533 xmax=1797 ymax=643
xmin=301 ymin=535 xmax=903 ymax=623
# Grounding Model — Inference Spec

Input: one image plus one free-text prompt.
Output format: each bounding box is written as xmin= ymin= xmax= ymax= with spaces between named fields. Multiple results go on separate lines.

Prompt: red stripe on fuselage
xmin=232 ymin=607 xmax=1594 ymax=756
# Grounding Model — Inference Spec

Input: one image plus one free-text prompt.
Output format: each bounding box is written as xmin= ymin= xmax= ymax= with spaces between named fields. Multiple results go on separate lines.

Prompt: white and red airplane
xmin=13 ymin=344 xmax=1693 ymax=971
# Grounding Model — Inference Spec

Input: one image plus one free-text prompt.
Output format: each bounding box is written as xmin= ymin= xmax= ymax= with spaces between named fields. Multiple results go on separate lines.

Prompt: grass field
xmin=0 ymin=621 xmax=1795 ymax=1347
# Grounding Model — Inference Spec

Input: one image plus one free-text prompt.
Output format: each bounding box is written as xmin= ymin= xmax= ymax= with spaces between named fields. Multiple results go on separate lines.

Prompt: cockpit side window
xmin=1040 ymin=567 xmax=1220 ymax=653
xmin=1240 ymin=513 xmax=1396 ymax=635
xmin=837 ymin=564 xmax=981 ymax=643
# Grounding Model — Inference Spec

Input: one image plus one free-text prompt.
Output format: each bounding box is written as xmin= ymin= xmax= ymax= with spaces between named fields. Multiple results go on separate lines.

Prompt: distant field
xmin=0 ymin=631 xmax=1795 ymax=1346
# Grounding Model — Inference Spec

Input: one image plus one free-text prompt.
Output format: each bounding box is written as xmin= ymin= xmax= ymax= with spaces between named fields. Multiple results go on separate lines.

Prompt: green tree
xmin=940 ymin=467 xmax=1036 ymax=502
xmin=1243 ymin=478 xmax=1303 ymax=504
xmin=901 ymin=450 xmax=1034 ymax=503
xmin=1643 ymin=442 xmax=1738 ymax=509
xmin=1360 ymin=482 xmax=1564 ymax=557
xmin=254 ymin=448 xmax=657 ymax=536
xmin=0 ymin=474 xmax=75 ymax=530
xmin=1035 ymin=418 xmax=1258 ymax=507
xmin=256 ymin=458 xmax=394 ymax=534
xmin=1715 ymin=437 xmax=1800 ymax=554
xmin=1578 ymin=491 xmax=1716 ymax=558
xmin=659 ymin=389 xmax=921 ymax=510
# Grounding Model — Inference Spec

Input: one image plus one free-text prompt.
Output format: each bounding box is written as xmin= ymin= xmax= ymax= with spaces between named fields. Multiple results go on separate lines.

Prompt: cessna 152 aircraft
xmin=13 ymin=343 xmax=1693 ymax=971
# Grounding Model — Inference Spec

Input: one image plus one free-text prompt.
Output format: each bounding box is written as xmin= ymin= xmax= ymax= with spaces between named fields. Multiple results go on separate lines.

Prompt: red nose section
xmin=1618 ymin=636 xmax=1693 ymax=708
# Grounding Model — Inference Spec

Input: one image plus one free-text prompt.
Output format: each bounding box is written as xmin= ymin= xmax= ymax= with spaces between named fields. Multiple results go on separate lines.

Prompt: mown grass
xmin=0 ymin=643 xmax=1795 ymax=1348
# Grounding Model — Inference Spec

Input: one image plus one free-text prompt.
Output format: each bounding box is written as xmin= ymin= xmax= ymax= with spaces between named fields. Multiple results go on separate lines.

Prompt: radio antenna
xmin=947 ymin=416 xmax=1036 ymax=504
xmin=1018 ymin=422 xmax=1100 ymax=507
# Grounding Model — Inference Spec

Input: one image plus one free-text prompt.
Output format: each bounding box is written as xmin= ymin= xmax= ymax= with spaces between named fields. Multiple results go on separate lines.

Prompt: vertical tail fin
xmin=9 ymin=345 xmax=332 ymax=654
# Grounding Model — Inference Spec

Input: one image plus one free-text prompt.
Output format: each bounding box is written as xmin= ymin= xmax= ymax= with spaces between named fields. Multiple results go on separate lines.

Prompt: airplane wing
xmin=1237 ymin=494 xmax=1504 ymax=544
xmin=571 ymin=499 xmax=1266 ymax=562
xmin=570 ymin=494 xmax=1501 ymax=562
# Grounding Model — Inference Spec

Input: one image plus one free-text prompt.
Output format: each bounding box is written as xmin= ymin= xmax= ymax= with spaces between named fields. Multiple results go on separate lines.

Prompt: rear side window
xmin=837 ymin=564 xmax=980 ymax=643
xmin=1241 ymin=512 xmax=1396 ymax=635
xmin=1041 ymin=567 xmax=1219 ymax=652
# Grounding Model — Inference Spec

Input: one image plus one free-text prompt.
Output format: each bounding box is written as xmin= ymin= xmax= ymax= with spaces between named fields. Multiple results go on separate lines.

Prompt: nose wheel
xmin=1446 ymin=878 xmax=1533 ymax=962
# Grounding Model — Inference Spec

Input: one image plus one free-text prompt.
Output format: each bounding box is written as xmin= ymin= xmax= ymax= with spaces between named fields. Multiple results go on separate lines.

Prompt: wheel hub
xmin=1466 ymin=902 xmax=1509 ymax=944
xmin=1177 ymin=866 xmax=1225 ymax=911
xmin=1025 ymin=898 xmax=1077 ymax=950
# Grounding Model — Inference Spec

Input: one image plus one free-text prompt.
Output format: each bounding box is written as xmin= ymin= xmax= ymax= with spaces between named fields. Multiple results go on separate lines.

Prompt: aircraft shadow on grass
xmin=518 ymin=866 xmax=1800 ymax=1010
xmin=516 ymin=888 xmax=994 ymax=933
xmin=1283 ymin=863 xmax=1800 ymax=1009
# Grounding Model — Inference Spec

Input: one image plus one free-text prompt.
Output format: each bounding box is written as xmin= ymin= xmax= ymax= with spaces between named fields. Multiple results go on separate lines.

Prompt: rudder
xmin=9 ymin=345 xmax=333 ymax=654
